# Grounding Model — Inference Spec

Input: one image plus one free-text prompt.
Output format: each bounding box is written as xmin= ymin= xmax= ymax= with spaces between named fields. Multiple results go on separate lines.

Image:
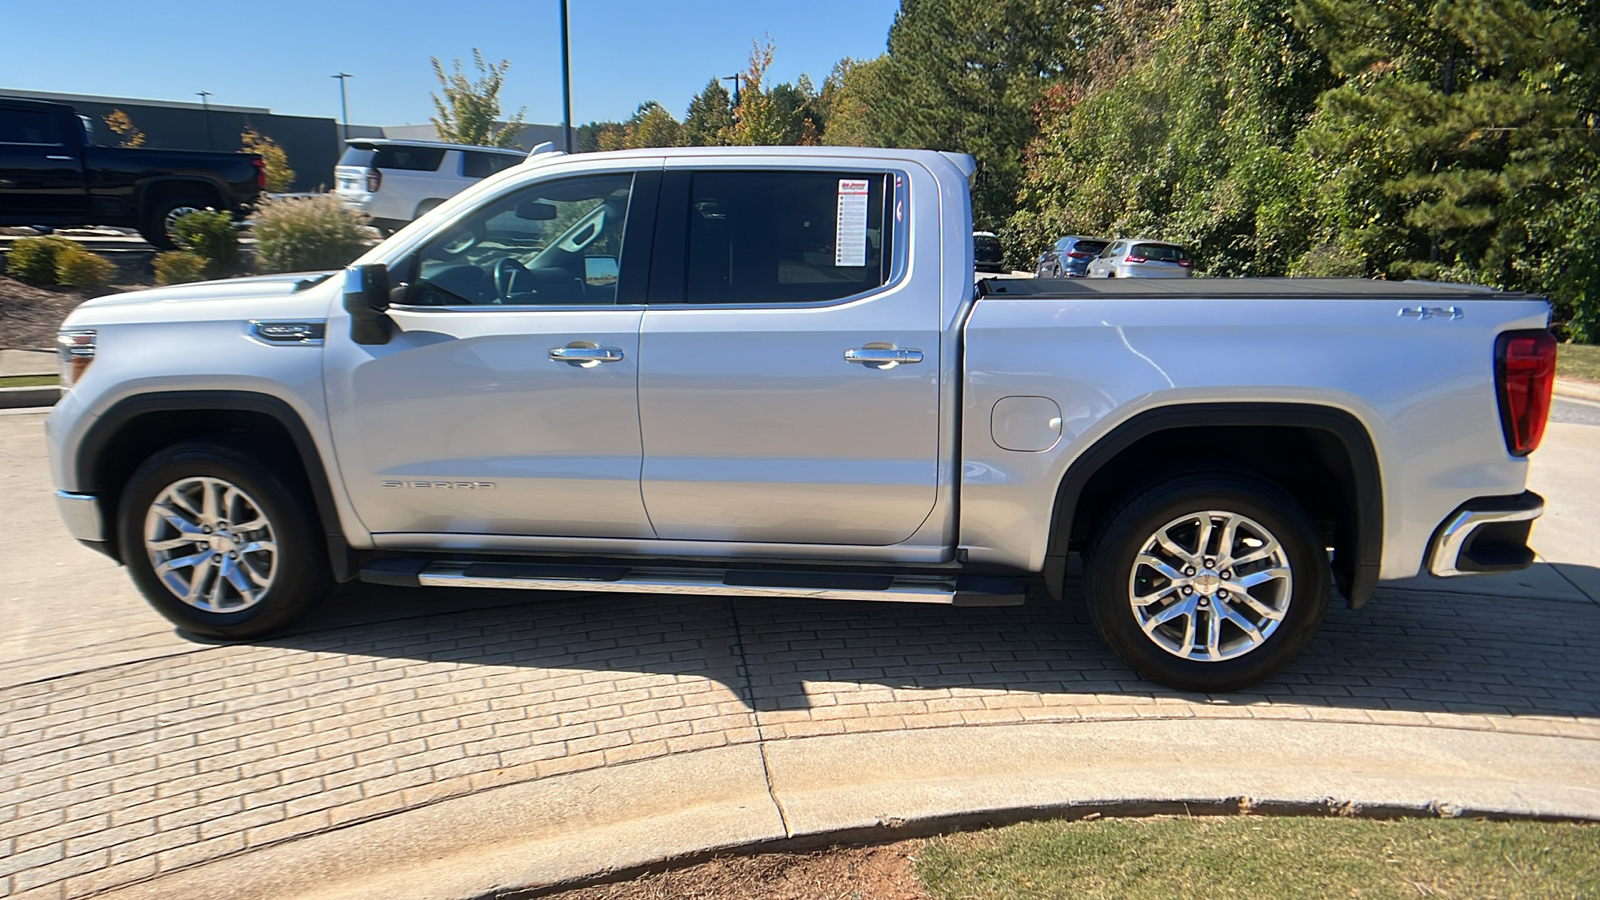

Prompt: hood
xmin=76 ymin=272 xmax=339 ymax=309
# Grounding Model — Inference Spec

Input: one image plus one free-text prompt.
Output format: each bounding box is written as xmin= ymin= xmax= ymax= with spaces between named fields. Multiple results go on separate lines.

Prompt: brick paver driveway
xmin=2 ymin=411 xmax=1598 ymax=898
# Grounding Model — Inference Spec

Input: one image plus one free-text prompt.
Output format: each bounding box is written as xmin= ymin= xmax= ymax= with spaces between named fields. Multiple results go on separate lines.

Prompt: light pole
xmin=559 ymin=0 xmax=573 ymax=151
xmin=196 ymin=91 xmax=213 ymax=150
xmin=721 ymin=73 xmax=741 ymax=108
xmin=332 ymin=73 xmax=353 ymax=140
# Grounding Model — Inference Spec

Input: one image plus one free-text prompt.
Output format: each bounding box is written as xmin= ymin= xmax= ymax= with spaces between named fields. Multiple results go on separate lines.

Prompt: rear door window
xmin=372 ymin=145 xmax=447 ymax=171
xmin=680 ymin=170 xmax=894 ymax=305
xmin=463 ymin=151 xmax=521 ymax=179
xmin=1132 ymin=243 xmax=1189 ymax=262
xmin=0 ymin=108 xmax=59 ymax=144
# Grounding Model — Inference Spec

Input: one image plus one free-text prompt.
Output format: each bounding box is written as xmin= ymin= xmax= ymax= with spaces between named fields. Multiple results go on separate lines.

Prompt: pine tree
xmin=683 ymin=79 xmax=734 ymax=146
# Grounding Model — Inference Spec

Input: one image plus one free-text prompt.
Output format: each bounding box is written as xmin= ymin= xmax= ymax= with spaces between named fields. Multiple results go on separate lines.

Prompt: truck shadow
xmin=265 ymin=564 xmax=1600 ymax=723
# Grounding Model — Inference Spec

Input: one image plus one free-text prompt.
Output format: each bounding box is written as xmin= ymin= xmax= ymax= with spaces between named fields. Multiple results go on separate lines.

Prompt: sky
xmin=1 ymin=0 xmax=902 ymax=127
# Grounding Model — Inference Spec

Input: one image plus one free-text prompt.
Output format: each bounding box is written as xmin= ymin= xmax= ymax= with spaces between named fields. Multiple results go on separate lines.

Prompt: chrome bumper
xmin=55 ymin=490 xmax=106 ymax=543
xmin=1426 ymin=491 xmax=1543 ymax=577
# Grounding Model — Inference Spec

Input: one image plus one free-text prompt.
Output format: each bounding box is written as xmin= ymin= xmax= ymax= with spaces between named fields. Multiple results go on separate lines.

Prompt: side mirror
xmin=343 ymin=263 xmax=392 ymax=345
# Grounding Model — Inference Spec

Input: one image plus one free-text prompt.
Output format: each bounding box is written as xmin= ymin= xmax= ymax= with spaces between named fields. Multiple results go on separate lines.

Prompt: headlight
xmin=57 ymin=330 xmax=96 ymax=390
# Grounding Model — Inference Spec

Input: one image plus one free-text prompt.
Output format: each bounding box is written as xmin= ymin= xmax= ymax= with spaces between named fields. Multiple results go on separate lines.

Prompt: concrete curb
xmin=0 ymin=384 xmax=57 ymax=409
xmin=1556 ymin=376 xmax=1600 ymax=403
xmin=89 ymin=719 xmax=1600 ymax=900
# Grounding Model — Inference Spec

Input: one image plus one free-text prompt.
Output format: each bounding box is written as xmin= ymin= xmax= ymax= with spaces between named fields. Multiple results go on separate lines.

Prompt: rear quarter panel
xmin=960 ymin=294 xmax=1551 ymax=577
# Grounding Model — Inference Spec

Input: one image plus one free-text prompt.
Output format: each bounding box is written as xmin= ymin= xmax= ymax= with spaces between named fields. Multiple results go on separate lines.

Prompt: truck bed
xmin=978 ymin=277 xmax=1541 ymax=302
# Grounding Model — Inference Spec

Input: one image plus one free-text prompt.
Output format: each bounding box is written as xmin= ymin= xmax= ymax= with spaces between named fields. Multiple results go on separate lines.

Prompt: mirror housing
xmin=343 ymin=263 xmax=392 ymax=345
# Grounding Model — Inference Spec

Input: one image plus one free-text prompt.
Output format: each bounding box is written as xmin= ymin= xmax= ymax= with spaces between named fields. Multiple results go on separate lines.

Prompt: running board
xmin=360 ymin=559 xmax=1026 ymax=606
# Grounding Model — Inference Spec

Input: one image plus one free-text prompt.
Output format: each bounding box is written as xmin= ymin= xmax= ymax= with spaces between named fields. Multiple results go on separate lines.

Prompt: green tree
xmin=430 ymin=49 xmax=528 ymax=147
xmin=1291 ymin=0 xmax=1599 ymax=286
xmin=682 ymin=79 xmax=735 ymax=146
xmin=866 ymin=0 xmax=1107 ymax=228
xmin=1008 ymin=0 xmax=1332 ymax=275
xmin=595 ymin=102 xmax=684 ymax=150
xmin=724 ymin=37 xmax=788 ymax=146
xmin=818 ymin=57 xmax=888 ymax=147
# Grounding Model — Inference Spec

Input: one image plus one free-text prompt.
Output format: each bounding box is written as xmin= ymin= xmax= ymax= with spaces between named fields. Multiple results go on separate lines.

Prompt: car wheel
xmin=140 ymin=195 xmax=211 ymax=250
xmin=1082 ymin=470 xmax=1329 ymax=692
xmin=118 ymin=438 xmax=333 ymax=639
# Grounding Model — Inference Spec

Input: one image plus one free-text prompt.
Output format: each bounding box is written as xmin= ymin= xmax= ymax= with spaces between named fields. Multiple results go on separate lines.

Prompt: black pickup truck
xmin=0 ymin=98 xmax=264 ymax=249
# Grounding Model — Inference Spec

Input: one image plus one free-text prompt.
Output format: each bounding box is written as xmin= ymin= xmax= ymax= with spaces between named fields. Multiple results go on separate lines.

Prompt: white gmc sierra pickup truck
xmin=46 ymin=146 xmax=1558 ymax=691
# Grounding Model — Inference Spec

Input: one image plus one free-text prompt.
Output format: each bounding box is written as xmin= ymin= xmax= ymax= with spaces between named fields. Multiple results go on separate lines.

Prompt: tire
xmin=140 ymin=193 xmax=212 ymax=250
xmin=117 ymin=438 xmax=333 ymax=639
xmin=1082 ymin=470 xmax=1329 ymax=692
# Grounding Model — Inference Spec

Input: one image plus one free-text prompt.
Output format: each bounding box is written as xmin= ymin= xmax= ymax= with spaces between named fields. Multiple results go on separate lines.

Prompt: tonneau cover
xmin=978 ymin=277 xmax=1542 ymax=303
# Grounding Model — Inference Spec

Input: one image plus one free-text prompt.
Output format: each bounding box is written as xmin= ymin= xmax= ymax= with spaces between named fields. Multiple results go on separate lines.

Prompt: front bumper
xmin=55 ymin=490 xmax=117 ymax=560
xmin=1425 ymin=491 xmax=1543 ymax=577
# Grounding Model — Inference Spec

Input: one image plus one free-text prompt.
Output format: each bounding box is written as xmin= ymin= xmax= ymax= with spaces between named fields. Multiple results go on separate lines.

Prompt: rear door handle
xmin=550 ymin=345 xmax=624 ymax=367
xmin=845 ymin=346 xmax=923 ymax=368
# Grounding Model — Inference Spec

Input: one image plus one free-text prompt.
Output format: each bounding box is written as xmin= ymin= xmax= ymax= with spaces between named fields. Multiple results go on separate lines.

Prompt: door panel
xmin=638 ymin=169 xmax=939 ymax=546
xmin=328 ymin=309 xmax=650 ymax=537
xmin=325 ymin=169 xmax=655 ymax=539
xmin=0 ymin=105 xmax=85 ymax=218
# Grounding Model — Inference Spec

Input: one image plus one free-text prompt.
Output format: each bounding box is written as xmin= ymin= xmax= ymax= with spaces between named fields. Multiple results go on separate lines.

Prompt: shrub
xmin=5 ymin=236 xmax=77 ymax=283
xmin=172 ymin=209 xmax=241 ymax=276
xmin=54 ymin=246 xmax=115 ymax=288
xmin=153 ymin=251 xmax=208 ymax=285
xmin=252 ymin=194 xmax=374 ymax=273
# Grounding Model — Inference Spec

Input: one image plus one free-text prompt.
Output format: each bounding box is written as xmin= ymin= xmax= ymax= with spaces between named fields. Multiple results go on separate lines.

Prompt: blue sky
xmin=1 ymin=0 xmax=901 ymax=126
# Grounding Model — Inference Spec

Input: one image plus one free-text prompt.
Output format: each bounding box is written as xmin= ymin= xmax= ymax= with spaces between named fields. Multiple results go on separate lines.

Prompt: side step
xmin=361 ymin=559 xmax=1026 ymax=607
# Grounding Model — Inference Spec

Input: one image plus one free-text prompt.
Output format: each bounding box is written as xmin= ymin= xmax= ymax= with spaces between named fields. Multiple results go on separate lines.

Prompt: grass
xmin=914 ymin=816 xmax=1600 ymax=899
xmin=0 ymin=374 xmax=58 ymax=388
xmin=1559 ymin=342 xmax=1600 ymax=383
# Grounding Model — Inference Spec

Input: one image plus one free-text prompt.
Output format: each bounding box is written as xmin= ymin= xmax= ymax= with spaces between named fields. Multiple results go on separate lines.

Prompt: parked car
xmin=1035 ymin=235 xmax=1110 ymax=278
xmin=335 ymin=139 xmax=525 ymax=234
xmin=0 ymin=98 xmax=264 ymax=249
xmin=974 ymin=231 xmax=1005 ymax=273
xmin=48 ymin=146 xmax=1554 ymax=693
xmin=1087 ymin=239 xmax=1193 ymax=278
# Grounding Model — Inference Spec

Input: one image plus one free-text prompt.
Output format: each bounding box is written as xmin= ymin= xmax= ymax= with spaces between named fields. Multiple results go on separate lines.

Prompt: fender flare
xmin=77 ymin=391 xmax=352 ymax=581
xmin=1045 ymin=402 xmax=1383 ymax=608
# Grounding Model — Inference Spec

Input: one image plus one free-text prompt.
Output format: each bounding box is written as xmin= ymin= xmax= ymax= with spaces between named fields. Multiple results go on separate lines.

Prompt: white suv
xmin=334 ymin=139 xmax=524 ymax=234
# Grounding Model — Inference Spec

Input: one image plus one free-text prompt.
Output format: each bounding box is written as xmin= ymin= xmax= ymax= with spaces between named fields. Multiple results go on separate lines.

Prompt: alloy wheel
xmin=143 ymin=476 xmax=278 ymax=612
xmin=1127 ymin=510 xmax=1293 ymax=662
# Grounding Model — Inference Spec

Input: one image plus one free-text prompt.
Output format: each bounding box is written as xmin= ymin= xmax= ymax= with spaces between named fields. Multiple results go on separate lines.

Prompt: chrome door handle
xmin=844 ymin=346 xmax=924 ymax=367
xmin=550 ymin=345 xmax=624 ymax=367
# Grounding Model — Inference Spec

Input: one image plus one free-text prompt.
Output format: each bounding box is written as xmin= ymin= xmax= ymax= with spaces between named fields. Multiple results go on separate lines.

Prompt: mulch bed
xmin=0 ymin=275 xmax=139 ymax=350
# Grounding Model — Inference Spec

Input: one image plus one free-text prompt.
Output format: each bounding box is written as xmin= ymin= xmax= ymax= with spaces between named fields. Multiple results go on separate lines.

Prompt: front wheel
xmin=1082 ymin=472 xmax=1329 ymax=692
xmin=118 ymin=439 xmax=333 ymax=638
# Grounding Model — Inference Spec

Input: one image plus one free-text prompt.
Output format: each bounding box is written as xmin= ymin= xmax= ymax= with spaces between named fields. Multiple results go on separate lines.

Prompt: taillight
xmin=366 ymin=168 xmax=382 ymax=192
xmin=1494 ymin=330 xmax=1557 ymax=456
xmin=1177 ymin=259 xmax=1193 ymax=267
xmin=1067 ymin=251 xmax=1092 ymax=259
xmin=251 ymin=157 xmax=266 ymax=190
xmin=1124 ymin=255 xmax=1146 ymax=264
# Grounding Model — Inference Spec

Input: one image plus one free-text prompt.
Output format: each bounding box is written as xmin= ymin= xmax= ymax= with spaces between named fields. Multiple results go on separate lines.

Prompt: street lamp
xmin=196 ymin=91 xmax=213 ymax=150
xmin=721 ymin=73 xmax=741 ymax=109
xmin=559 ymin=0 xmax=573 ymax=152
xmin=332 ymin=73 xmax=353 ymax=140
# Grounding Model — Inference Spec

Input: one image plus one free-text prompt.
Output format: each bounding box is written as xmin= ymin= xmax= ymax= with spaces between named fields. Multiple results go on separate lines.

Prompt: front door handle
xmin=844 ymin=345 xmax=924 ymax=369
xmin=550 ymin=345 xmax=624 ymax=367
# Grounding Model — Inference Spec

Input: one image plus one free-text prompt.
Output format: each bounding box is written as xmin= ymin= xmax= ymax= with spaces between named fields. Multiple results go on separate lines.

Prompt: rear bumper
xmin=1425 ymin=491 xmax=1543 ymax=577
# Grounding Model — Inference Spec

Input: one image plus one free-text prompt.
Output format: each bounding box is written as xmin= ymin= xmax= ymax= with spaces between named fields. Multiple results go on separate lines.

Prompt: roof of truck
xmin=979 ymin=277 xmax=1542 ymax=302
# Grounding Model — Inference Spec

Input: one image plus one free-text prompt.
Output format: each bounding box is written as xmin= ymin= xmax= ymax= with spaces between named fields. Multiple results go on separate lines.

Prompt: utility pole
xmin=559 ymin=0 xmax=573 ymax=152
xmin=196 ymin=91 xmax=213 ymax=150
xmin=332 ymin=73 xmax=353 ymax=139
xmin=721 ymin=73 xmax=741 ymax=109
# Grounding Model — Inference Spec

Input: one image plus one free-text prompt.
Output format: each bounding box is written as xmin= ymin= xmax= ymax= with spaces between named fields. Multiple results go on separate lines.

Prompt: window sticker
xmin=835 ymin=178 xmax=870 ymax=267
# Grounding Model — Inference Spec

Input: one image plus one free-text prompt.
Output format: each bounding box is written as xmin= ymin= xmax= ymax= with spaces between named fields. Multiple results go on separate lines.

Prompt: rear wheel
xmin=118 ymin=439 xmax=333 ymax=638
xmin=140 ymin=194 xmax=212 ymax=250
xmin=1082 ymin=471 xmax=1329 ymax=692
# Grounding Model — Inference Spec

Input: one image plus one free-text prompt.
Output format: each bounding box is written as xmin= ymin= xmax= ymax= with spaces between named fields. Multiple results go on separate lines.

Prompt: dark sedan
xmin=974 ymin=231 xmax=1006 ymax=273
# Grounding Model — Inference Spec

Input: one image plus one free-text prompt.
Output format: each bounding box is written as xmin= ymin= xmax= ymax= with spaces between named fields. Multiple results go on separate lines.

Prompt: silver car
xmin=1086 ymin=239 xmax=1193 ymax=278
